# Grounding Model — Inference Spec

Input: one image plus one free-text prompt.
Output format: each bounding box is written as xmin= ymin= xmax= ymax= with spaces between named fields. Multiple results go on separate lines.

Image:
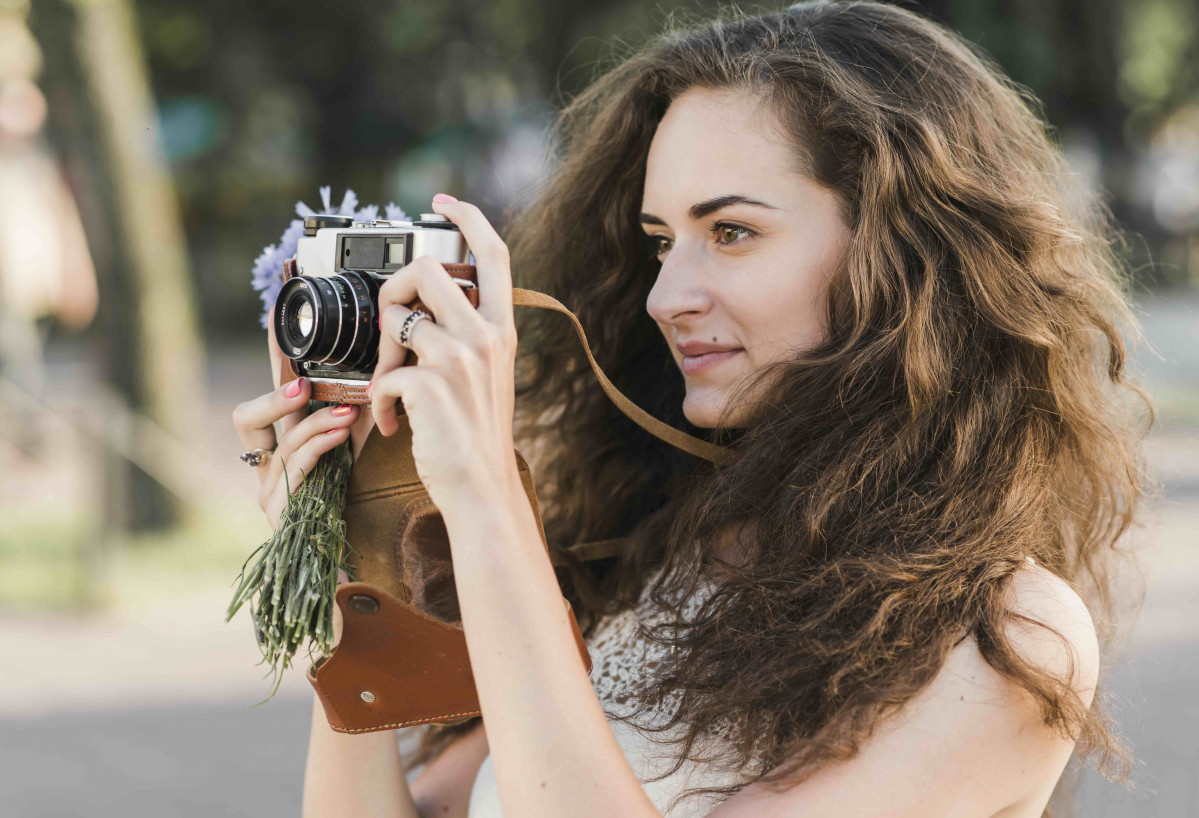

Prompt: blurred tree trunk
xmin=68 ymin=0 xmax=205 ymax=530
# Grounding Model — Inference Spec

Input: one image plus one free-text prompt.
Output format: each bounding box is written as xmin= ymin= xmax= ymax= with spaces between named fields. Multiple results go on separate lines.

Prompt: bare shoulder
xmin=1001 ymin=560 xmax=1100 ymax=708
xmin=710 ymin=562 xmax=1100 ymax=817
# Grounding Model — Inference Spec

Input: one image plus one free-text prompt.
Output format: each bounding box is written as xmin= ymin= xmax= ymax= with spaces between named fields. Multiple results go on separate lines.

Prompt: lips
xmin=679 ymin=347 xmax=743 ymax=375
xmin=677 ymin=340 xmax=740 ymax=356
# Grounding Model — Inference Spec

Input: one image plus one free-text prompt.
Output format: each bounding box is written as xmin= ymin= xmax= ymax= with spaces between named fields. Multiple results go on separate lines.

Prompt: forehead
xmin=643 ymin=86 xmax=799 ymax=209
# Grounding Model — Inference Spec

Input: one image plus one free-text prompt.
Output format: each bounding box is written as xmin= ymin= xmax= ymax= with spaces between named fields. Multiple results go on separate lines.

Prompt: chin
xmin=681 ymin=390 xmax=725 ymax=429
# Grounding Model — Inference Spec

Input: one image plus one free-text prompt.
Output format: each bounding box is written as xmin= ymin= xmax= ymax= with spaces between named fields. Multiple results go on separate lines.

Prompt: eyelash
xmin=646 ymin=221 xmax=758 ymax=258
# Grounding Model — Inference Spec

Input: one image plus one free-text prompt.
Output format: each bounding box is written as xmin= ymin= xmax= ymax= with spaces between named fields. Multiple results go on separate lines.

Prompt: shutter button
xmin=349 ymin=594 xmax=379 ymax=613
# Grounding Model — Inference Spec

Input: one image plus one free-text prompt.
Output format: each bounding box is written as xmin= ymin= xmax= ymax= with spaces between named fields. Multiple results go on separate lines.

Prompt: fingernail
xmin=365 ymin=379 xmax=373 ymax=398
xmin=332 ymin=404 xmax=352 ymax=416
xmin=285 ymin=378 xmax=304 ymax=398
xmin=432 ymin=193 xmax=457 ymax=204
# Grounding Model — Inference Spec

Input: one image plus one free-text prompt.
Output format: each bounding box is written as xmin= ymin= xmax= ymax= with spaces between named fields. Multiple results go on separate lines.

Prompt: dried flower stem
xmin=226 ymin=432 xmax=357 ymax=706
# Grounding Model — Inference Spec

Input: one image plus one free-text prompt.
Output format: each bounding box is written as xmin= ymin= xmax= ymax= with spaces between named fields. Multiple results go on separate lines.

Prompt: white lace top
xmin=467 ymin=568 xmax=745 ymax=817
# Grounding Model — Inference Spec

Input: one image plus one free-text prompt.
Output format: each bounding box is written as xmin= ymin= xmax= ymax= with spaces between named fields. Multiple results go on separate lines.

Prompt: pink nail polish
xmin=365 ymin=380 xmax=373 ymax=398
xmin=432 ymin=193 xmax=457 ymax=203
xmin=285 ymin=379 xmax=303 ymax=398
xmin=332 ymin=404 xmax=352 ymax=416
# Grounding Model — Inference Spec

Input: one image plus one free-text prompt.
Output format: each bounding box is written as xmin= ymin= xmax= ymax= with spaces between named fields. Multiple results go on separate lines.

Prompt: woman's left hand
xmin=368 ymin=194 xmax=520 ymax=511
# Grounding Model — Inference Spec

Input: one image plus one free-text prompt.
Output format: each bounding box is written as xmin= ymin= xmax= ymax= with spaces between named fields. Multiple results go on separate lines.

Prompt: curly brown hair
xmin=410 ymin=1 xmax=1152 ymax=813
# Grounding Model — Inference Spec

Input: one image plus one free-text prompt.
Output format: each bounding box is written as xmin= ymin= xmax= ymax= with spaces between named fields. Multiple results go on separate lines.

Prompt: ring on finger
xmin=397 ymin=309 xmax=434 ymax=350
xmin=240 ymin=447 xmax=274 ymax=467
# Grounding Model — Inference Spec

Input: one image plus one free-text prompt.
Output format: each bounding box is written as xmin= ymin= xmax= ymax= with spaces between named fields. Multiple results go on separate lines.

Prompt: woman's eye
xmin=648 ymin=235 xmax=673 ymax=257
xmin=714 ymin=223 xmax=755 ymax=246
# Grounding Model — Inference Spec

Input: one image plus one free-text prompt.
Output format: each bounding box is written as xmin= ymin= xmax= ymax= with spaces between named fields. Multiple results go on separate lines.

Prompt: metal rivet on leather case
xmin=349 ymin=594 xmax=379 ymax=614
xmin=360 ymin=691 xmax=376 ymax=703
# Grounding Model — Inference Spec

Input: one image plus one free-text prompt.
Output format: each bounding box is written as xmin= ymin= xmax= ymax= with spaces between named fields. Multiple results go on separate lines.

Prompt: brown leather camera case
xmin=306 ymin=416 xmax=591 ymax=733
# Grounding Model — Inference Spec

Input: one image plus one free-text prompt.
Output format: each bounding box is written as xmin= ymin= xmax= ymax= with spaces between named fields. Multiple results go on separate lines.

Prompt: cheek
xmin=730 ymin=262 xmax=831 ymax=366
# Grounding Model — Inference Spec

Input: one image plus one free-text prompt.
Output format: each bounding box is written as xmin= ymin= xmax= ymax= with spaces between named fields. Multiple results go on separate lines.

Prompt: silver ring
xmin=398 ymin=309 xmax=433 ymax=349
xmin=240 ymin=448 xmax=273 ymax=468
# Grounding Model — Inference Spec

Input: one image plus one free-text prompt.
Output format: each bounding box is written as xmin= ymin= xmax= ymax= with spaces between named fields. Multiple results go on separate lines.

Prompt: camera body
xmin=274 ymin=212 xmax=473 ymax=388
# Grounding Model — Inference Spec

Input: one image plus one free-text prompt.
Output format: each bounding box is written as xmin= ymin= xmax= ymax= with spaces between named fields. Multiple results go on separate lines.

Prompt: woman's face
xmin=642 ymin=86 xmax=852 ymax=428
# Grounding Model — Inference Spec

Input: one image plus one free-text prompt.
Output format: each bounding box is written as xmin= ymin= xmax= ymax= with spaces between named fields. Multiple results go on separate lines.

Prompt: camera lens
xmin=293 ymin=300 xmax=314 ymax=337
xmin=273 ymin=272 xmax=380 ymax=370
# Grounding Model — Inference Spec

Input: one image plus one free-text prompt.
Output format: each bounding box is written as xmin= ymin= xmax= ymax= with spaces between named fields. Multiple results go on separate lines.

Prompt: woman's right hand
xmin=232 ymin=319 xmax=362 ymax=529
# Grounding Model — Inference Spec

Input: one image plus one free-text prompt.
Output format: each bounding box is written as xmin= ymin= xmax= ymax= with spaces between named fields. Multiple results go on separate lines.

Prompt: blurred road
xmin=1 ymin=293 xmax=1196 ymax=817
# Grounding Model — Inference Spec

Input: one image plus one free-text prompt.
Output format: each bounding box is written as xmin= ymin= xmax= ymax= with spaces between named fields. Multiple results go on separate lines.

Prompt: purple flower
xmin=251 ymin=186 xmax=410 ymax=329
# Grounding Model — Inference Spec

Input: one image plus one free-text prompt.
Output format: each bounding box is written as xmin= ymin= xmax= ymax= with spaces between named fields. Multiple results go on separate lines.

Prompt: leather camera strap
xmin=513 ymin=287 xmax=734 ymax=566
xmin=511 ymin=288 xmax=733 ymax=466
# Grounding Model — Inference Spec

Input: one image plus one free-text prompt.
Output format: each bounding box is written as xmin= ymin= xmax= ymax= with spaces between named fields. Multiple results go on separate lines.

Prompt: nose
xmin=646 ymin=252 xmax=712 ymax=325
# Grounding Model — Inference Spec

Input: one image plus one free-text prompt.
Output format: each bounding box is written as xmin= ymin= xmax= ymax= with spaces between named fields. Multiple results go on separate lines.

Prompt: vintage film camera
xmin=273 ymin=212 xmax=474 ymax=387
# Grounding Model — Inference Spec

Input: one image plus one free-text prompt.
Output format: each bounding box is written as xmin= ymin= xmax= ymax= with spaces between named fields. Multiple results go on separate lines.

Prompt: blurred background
xmin=0 ymin=0 xmax=1195 ymax=815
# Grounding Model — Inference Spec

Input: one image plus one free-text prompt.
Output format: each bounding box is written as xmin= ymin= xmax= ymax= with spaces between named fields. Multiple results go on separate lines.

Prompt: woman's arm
xmin=440 ymin=477 xmax=661 ymax=818
xmin=303 ymin=704 xmax=490 ymax=818
xmin=304 ymin=412 xmax=491 ymax=818
xmin=302 ymin=695 xmax=419 ymax=818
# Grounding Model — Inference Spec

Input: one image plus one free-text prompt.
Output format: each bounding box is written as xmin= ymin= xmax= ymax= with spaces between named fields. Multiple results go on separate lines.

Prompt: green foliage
xmin=225 ymin=440 xmax=357 ymax=704
xmin=1118 ymin=0 xmax=1198 ymax=107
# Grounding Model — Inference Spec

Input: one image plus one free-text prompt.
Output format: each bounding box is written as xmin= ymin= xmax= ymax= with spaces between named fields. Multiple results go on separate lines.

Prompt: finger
xmin=265 ymin=317 xmax=311 ymax=441
xmin=263 ymin=421 xmax=353 ymax=520
xmin=274 ymin=403 xmax=359 ymax=460
xmin=377 ymin=255 xmax=478 ymax=335
xmin=378 ymin=303 xmax=450 ymax=363
xmin=276 ymin=401 xmax=308 ymax=441
xmin=263 ymin=403 xmax=358 ymax=491
xmin=429 ymin=195 xmax=514 ymax=327
xmin=374 ymin=256 xmax=470 ymax=390
xmin=232 ymin=377 xmax=311 ymax=451
xmin=368 ymin=364 xmax=425 ymax=438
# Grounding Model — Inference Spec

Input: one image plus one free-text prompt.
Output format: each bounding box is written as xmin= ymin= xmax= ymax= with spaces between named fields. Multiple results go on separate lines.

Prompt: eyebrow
xmin=639 ymin=194 xmax=778 ymax=225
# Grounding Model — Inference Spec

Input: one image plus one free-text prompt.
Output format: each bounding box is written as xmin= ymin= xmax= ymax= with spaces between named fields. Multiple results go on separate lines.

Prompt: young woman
xmin=233 ymin=2 xmax=1149 ymax=816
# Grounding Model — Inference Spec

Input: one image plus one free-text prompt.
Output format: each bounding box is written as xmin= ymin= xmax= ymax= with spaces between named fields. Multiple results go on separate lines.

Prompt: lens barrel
xmin=273 ymin=271 xmax=380 ymax=371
